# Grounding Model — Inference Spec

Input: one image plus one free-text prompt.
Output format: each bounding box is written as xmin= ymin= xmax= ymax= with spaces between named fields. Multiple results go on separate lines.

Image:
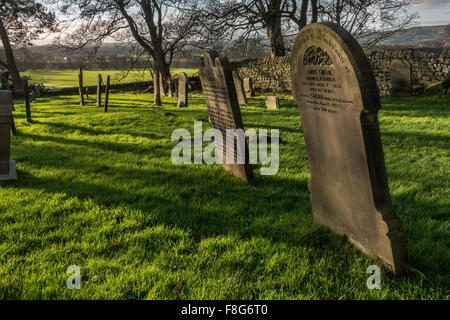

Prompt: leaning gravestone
xmin=177 ymin=72 xmax=189 ymax=108
xmin=199 ymin=51 xmax=254 ymax=183
xmin=265 ymin=96 xmax=280 ymax=110
xmin=0 ymin=90 xmax=18 ymax=186
xmin=391 ymin=59 xmax=412 ymax=96
xmin=243 ymin=78 xmax=254 ymax=97
xmin=232 ymin=71 xmax=247 ymax=105
xmin=291 ymin=22 xmax=408 ymax=275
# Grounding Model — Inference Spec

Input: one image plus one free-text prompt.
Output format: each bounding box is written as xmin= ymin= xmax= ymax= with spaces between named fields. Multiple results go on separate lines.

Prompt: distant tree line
xmin=0 ymin=0 xmax=421 ymax=93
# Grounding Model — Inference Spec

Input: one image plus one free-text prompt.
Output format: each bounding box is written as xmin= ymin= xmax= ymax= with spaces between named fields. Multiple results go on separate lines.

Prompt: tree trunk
xmin=311 ymin=0 xmax=318 ymax=23
xmin=267 ymin=22 xmax=286 ymax=57
xmin=298 ymin=0 xmax=309 ymax=29
xmin=0 ymin=18 xmax=22 ymax=90
xmin=266 ymin=1 xmax=286 ymax=57
xmin=154 ymin=49 xmax=171 ymax=96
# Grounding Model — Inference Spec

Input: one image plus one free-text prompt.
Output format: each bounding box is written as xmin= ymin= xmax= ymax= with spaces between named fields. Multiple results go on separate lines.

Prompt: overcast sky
xmin=413 ymin=0 xmax=450 ymax=25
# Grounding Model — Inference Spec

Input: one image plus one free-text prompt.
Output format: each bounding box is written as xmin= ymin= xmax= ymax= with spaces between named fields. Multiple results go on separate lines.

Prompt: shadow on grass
xmin=14 ymin=142 xmax=321 ymax=250
xmin=6 ymin=94 xmax=449 ymax=295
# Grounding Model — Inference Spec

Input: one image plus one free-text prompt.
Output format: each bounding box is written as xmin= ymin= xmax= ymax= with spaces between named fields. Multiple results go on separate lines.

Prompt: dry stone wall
xmin=231 ymin=48 xmax=450 ymax=94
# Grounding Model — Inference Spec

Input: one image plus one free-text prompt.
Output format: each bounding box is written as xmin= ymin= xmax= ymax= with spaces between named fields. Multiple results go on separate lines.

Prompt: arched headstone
xmin=265 ymin=96 xmax=280 ymax=110
xmin=291 ymin=22 xmax=408 ymax=275
xmin=391 ymin=59 xmax=412 ymax=96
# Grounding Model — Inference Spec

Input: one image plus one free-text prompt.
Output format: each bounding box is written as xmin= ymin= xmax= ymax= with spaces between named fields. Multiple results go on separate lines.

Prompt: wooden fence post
xmin=78 ymin=68 xmax=84 ymax=106
xmin=23 ymin=78 xmax=31 ymax=123
xmin=104 ymin=75 xmax=110 ymax=112
xmin=97 ymin=74 xmax=102 ymax=107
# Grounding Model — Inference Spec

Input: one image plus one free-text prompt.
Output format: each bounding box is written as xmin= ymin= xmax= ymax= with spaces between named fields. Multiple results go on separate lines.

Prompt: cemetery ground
xmin=0 ymin=92 xmax=448 ymax=299
xmin=22 ymin=69 xmax=198 ymax=88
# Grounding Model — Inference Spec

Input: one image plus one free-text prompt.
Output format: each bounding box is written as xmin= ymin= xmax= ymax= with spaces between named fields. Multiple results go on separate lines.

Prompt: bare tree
xmin=316 ymin=0 xmax=418 ymax=48
xmin=199 ymin=1 xmax=320 ymax=58
xmin=58 ymin=0 xmax=204 ymax=92
xmin=203 ymin=0 xmax=416 ymax=58
xmin=0 ymin=0 xmax=56 ymax=90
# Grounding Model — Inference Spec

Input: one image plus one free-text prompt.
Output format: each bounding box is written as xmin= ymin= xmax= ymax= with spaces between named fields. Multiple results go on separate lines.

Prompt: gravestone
xmin=35 ymin=85 xmax=41 ymax=98
xmin=391 ymin=59 xmax=412 ymax=96
xmin=265 ymin=96 xmax=280 ymax=110
xmin=177 ymin=72 xmax=189 ymax=108
xmin=198 ymin=51 xmax=254 ymax=183
xmin=232 ymin=71 xmax=247 ymax=105
xmin=0 ymin=90 xmax=17 ymax=186
xmin=291 ymin=22 xmax=408 ymax=275
xmin=243 ymin=78 xmax=254 ymax=97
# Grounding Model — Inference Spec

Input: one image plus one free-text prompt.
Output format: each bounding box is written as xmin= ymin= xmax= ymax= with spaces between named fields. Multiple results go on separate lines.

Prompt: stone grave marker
xmin=291 ymin=22 xmax=408 ymax=275
xmin=232 ymin=71 xmax=247 ymax=105
xmin=198 ymin=51 xmax=254 ymax=183
xmin=391 ymin=59 xmax=412 ymax=96
xmin=35 ymin=85 xmax=41 ymax=98
xmin=0 ymin=90 xmax=17 ymax=186
xmin=265 ymin=96 xmax=280 ymax=110
xmin=177 ymin=72 xmax=189 ymax=108
xmin=243 ymin=77 xmax=254 ymax=97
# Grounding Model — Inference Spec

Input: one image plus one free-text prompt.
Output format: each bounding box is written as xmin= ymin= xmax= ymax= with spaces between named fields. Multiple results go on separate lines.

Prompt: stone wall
xmin=230 ymin=56 xmax=293 ymax=93
xmin=231 ymin=48 xmax=450 ymax=94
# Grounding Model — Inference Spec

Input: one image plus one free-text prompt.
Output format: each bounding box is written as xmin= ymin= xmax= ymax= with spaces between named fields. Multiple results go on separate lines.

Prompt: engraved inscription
xmin=300 ymin=66 xmax=353 ymax=115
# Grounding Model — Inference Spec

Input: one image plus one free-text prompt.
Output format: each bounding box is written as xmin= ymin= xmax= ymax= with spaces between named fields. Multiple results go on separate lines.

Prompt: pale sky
xmin=32 ymin=1 xmax=450 ymax=46
xmin=413 ymin=0 xmax=450 ymax=25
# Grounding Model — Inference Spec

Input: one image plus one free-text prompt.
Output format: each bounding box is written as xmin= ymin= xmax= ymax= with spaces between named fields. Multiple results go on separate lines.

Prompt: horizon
xmin=10 ymin=0 xmax=450 ymax=46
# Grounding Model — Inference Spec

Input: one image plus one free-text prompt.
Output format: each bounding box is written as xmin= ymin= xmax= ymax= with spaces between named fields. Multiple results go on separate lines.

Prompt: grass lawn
xmin=21 ymin=69 xmax=198 ymax=88
xmin=0 ymin=92 xmax=448 ymax=299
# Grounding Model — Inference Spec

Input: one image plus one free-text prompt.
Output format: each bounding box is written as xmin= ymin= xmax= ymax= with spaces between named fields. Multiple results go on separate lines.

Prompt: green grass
xmin=0 ymin=92 xmax=448 ymax=299
xmin=22 ymin=69 xmax=198 ymax=88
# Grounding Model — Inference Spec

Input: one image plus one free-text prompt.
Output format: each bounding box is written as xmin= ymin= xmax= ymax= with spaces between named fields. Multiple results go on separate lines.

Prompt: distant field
xmin=21 ymin=69 xmax=198 ymax=88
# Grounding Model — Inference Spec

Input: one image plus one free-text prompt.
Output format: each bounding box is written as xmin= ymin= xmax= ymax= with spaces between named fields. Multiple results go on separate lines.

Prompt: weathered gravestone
xmin=0 ymin=90 xmax=17 ymax=186
xmin=243 ymin=78 xmax=254 ymax=97
xmin=177 ymin=72 xmax=189 ymax=108
xmin=199 ymin=51 xmax=254 ymax=183
xmin=291 ymin=22 xmax=408 ymax=275
xmin=265 ymin=96 xmax=280 ymax=110
xmin=391 ymin=59 xmax=412 ymax=96
xmin=232 ymin=71 xmax=247 ymax=105
xmin=35 ymin=85 xmax=41 ymax=98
